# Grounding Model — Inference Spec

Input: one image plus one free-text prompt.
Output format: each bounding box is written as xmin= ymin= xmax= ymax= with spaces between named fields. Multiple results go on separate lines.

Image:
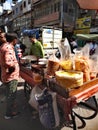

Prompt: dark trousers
xmin=4 ymin=80 xmax=18 ymax=116
xmin=0 ymin=67 xmax=1 ymax=81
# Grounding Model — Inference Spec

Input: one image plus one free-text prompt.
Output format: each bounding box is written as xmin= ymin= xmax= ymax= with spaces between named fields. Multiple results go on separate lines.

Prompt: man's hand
xmin=8 ymin=67 xmax=15 ymax=74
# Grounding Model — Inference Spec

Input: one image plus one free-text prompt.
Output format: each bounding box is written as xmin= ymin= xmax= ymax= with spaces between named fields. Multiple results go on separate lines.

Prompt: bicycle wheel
xmin=73 ymin=96 xmax=98 ymax=120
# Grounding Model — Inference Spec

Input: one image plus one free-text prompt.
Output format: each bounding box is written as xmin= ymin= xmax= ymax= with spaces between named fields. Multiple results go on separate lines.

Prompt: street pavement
xmin=0 ymin=78 xmax=98 ymax=130
xmin=0 ymin=78 xmax=46 ymax=130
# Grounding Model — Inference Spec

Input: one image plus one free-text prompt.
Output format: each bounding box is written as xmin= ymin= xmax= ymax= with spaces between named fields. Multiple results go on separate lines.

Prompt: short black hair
xmin=29 ymin=34 xmax=36 ymax=38
xmin=6 ymin=33 xmax=18 ymax=42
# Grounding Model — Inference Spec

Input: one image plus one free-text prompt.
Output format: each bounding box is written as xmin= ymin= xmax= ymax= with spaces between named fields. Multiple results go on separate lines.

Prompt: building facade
xmin=32 ymin=0 xmax=77 ymax=32
xmin=0 ymin=0 xmax=98 ymax=35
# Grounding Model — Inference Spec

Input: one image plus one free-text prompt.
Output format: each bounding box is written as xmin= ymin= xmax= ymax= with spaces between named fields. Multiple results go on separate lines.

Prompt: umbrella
xmin=77 ymin=0 xmax=98 ymax=9
xmin=76 ymin=34 xmax=98 ymax=40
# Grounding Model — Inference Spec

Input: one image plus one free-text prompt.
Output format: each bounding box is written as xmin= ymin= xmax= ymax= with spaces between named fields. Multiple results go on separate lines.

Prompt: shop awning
xmin=76 ymin=34 xmax=98 ymax=40
xmin=77 ymin=0 xmax=98 ymax=9
xmin=22 ymin=28 xmax=40 ymax=39
xmin=22 ymin=28 xmax=39 ymax=36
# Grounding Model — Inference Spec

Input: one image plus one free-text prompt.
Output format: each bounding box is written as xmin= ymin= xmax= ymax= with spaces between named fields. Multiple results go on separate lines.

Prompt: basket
xmin=55 ymin=70 xmax=83 ymax=89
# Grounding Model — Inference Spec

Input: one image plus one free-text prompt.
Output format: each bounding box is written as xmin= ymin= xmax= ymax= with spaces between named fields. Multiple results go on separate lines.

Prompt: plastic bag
xmin=57 ymin=38 xmax=75 ymax=70
xmin=89 ymin=55 xmax=98 ymax=79
xmin=58 ymin=38 xmax=71 ymax=60
xmin=35 ymin=88 xmax=60 ymax=129
xmin=28 ymin=86 xmax=42 ymax=111
xmin=47 ymin=52 xmax=60 ymax=76
xmin=81 ymin=44 xmax=90 ymax=59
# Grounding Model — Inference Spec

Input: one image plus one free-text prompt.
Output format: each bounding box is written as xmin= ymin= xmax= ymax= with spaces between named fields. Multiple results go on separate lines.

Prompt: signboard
xmin=90 ymin=27 xmax=98 ymax=33
xmin=42 ymin=28 xmax=62 ymax=49
xmin=75 ymin=17 xmax=91 ymax=29
xmin=74 ymin=28 xmax=90 ymax=34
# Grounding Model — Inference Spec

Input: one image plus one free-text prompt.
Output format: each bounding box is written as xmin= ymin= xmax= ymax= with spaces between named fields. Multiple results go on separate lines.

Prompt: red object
xmin=77 ymin=0 xmax=98 ymax=9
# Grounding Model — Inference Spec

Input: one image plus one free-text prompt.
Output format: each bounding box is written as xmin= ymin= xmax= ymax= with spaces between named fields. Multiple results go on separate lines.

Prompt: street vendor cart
xmin=19 ymin=62 xmax=98 ymax=130
xmin=19 ymin=35 xmax=98 ymax=130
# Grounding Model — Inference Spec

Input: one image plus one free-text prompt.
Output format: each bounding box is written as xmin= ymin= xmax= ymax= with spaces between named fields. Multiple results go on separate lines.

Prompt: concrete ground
xmin=0 ymin=77 xmax=98 ymax=130
xmin=0 ymin=78 xmax=46 ymax=130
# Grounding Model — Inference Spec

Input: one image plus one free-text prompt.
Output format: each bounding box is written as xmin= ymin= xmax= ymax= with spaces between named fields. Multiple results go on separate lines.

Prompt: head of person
xmin=5 ymin=33 xmax=18 ymax=46
xmin=29 ymin=34 xmax=37 ymax=44
xmin=0 ymin=32 xmax=7 ymax=46
xmin=0 ymin=28 xmax=4 ymax=33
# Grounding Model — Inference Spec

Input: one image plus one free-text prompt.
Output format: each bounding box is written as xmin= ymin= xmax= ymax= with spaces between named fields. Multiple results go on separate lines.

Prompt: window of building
xmin=13 ymin=10 xmax=15 ymax=15
xmin=16 ymin=7 xmax=18 ymax=14
xmin=54 ymin=2 xmax=60 ymax=12
xmin=20 ymin=5 xmax=23 ymax=11
xmin=34 ymin=1 xmax=60 ymax=19
xmin=63 ymin=2 xmax=68 ymax=13
xmin=68 ymin=4 xmax=75 ymax=16
xmin=28 ymin=0 xmax=31 ymax=4
xmin=50 ymin=4 xmax=53 ymax=13
xmin=63 ymin=2 xmax=75 ymax=16
xmin=23 ymin=1 xmax=26 ymax=8
xmin=13 ymin=19 xmax=17 ymax=28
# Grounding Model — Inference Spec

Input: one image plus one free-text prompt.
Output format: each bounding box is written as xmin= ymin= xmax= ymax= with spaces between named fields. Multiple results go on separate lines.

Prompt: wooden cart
xmin=20 ymin=65 xmax=98 ymax=130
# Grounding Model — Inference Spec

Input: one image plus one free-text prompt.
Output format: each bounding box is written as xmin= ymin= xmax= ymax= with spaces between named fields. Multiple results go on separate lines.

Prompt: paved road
xmin=0 ymin=78 xmax=47 ymax=130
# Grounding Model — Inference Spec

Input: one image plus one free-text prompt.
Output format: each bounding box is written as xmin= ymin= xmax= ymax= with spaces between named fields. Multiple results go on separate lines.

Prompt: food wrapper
xmin=81 ymin=44 xmax=90 ymax=59
xmin=74 ymin=45 xmax=92 ymax=82
xmin=60 ymin=59 xmax=73 ymax=70
xmin=58 ymin=38 xmax=74 ymax=70
xmin=75 ymin=56 xmax=91 ymax=82
xmin=47 ymin=53 xmax=60 ymax=76
xmin=89 ymin=55 xmax=98 ymax=79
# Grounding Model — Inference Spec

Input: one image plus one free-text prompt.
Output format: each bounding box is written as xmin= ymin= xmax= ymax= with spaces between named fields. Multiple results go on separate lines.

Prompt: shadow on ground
xmin=0 ymin=79 xmax=46 ymax=130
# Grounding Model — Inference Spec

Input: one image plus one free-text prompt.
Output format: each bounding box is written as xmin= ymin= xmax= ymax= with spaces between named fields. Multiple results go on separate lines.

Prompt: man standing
xmin=0 ymin=32 xmax=20 ymax=119
xmin=29 ymin=35 xmax=44 ymax=58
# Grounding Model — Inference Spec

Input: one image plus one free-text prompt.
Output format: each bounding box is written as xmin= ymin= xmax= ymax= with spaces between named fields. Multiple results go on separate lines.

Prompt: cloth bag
xmin=28 ymin=85 xmax=42 ymax=111
xmin=35 ymin=88 xmax=60 ymax=129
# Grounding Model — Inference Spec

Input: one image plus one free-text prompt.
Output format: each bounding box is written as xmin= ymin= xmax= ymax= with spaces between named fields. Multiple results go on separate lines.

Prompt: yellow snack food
xmin=75 ymin=56 xmax=90 ymax=82
xmin=60 ymin=60 xmax=73 ymax=70
xmin=55 ymin=70 xmax=83 ymax=89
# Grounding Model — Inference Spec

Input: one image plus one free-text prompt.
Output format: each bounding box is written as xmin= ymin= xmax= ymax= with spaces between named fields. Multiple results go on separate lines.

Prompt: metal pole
xmin=61 ymin=0 xmax=64 ymax=38
xmin=31 ymin=0 xmax=34 ymax=28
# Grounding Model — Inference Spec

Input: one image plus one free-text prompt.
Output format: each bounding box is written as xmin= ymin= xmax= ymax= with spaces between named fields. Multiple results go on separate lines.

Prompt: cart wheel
xmin=73 ymin=96 xmax=98 ymax=120
xmin=58 ymin=107 xmax=86 ymax=130
xmin=72 ymin=110 xmax=86 ymax=129
xmin=24 ymin=81 xmax=32 ymax=100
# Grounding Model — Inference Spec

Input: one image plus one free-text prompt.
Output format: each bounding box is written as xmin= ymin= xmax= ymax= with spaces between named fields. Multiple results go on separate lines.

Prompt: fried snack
xmin=33 ymin=73 xmax=43 ymax=84
xmin=55 ymin=70 xmax=83 ymax=89
xmin=47 ymin=60 xmax=60 ymax=76
xmin=60 ymin=60 xmax=73 ymax=70
xmin=75 ymin=56 xmax=90 ymax=82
